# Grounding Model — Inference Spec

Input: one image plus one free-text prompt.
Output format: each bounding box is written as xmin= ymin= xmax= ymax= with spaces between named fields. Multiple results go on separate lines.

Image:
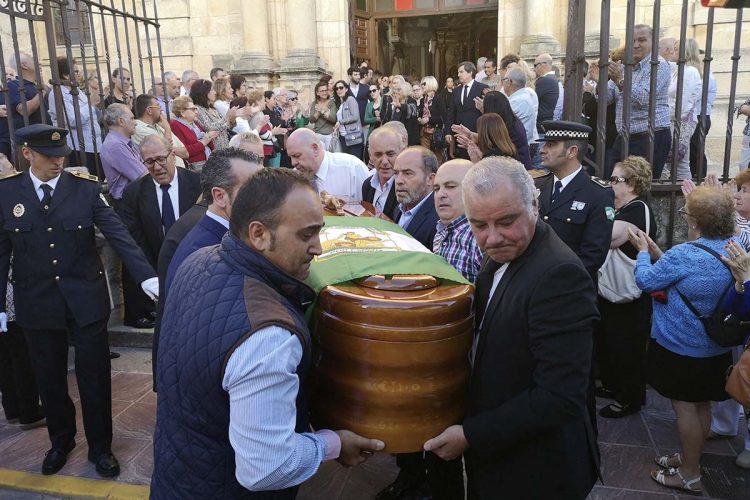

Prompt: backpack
xmin=676 ymin=242 xmax=750 ymax=348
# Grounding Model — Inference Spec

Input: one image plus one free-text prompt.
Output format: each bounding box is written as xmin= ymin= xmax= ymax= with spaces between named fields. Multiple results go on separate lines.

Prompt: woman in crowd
xmin=389 ymin=80 xmax=420 ymax=146
xmin=48 ymin=56 xmax=102 ymax=174
xmin=482 ymin=91 xmax=531 ymax=168
xmin=238 ymin=89 xmax=277 ymax=166
xmin=629 ymin=186 xmax=735 ymax=493
xmin=364 ymin=83 xmax=383 ymax=140
xmin=461 ymin=113 xmax=517 ymax=163
xmin=595 ymin=156 xmax=657 ymax=419
xmin=666 ymin=38 xmax=703 ymax=180
xmin=379 ymin=74 xmax=390 ymax=95
xmin=333 ymin=80 xmax=364 ymax=158
xmin=230 ymin=74 xmax=249 ymax=99
xmin=319 ymin=74 xmax=335 ymax=98
xmin=417 ymin=76 xmax=447 ymax=160
xmin=170 ymin=96 xmax=217 ymax=170
xmin=103 ymin=67 xmax=132 ymax=108
xmin=190 ymin=78 xmax=237 ymax=150
xmin=212 ymin=77 xmax=235 ymax=118
xmin=309 ymin=81 xmax=337 ymax=150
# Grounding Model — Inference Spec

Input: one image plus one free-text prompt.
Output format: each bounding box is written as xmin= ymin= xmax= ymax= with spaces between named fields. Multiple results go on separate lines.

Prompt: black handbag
xmin=676 ymin=243 xmax=750 ymax=348
xmin=343 ymin=130 xmax=363 ymax=146
xmin=431 ymin=125 xmax=446 ymax=150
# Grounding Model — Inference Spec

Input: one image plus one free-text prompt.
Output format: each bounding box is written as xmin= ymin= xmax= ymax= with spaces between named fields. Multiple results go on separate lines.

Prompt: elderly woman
xmin=733 ymin=170 xmax=750 ymax=248
xmin=169 ymin=96 xmax=217 ymax=170
xmin=309 ymin=81 xmax=337 ymax=150
xmin=629 ymin=186 xmax=735 ymax=493
xmin=595 ymin=156 xmax=656 ymax=419
xmin=389 ymin=80 xmax=420 ymax=146
xmin=212 ymin=77 xmax=235 ymax=118
xmin=333 ymin=80 xmax=364 ymax=158
xmin=189 ymin=79 xmax=237 ymax=150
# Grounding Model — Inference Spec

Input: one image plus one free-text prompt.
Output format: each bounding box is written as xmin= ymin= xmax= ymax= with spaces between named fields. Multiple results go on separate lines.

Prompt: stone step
xmin=107 ymin=322 xmax=154 ymax=349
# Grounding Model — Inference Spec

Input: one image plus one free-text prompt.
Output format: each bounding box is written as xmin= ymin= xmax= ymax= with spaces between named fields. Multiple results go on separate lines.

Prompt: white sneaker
xmin=736 ymin=449 xmax=750 ymax=469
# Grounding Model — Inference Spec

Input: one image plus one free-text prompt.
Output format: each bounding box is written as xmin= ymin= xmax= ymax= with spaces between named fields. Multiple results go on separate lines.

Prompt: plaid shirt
xmin=433 ymin=215 xmax=483 ymax=284
xmin=608 ymin=56 xmax=672 ymax=134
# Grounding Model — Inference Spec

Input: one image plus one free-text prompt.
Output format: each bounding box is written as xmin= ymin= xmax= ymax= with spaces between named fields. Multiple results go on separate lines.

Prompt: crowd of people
xmin=0 ymin=20 xmax=749 ymax=500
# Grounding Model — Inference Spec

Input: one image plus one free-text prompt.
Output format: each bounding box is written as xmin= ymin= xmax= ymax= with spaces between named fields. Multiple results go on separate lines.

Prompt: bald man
xmin=1 ymin=52 xmax=44 ymax=157
xmin=432 ymin=159 xmax=482 ymax=283
xmin=286 ymin=128 xmax=369 ymax=201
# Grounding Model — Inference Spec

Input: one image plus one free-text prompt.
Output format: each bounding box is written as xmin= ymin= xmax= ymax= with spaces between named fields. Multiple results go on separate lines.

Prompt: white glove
xmin=140 ymin=277 xmax=159 ymax=301
xmin=0 ymin=312 xmax=7 ymax=333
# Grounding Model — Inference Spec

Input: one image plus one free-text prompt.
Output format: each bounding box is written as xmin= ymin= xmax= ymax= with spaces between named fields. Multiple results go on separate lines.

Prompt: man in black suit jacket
xmin=444 ymin=61 xmax=488 ymax=160
xmin=121 ymin=135 xmax=201 ymax=327
xmin=393 ymin=146 xmax=439 ymax=249
xmin=531 ymin=54 xmax=561 ymax=167
xmin=348 ymin=66 xmax=369 ymax=126
xmin=424 ymin=157 xmax=600 ymax=500
xmin=362 ymin=127 xmax=402 ymax=221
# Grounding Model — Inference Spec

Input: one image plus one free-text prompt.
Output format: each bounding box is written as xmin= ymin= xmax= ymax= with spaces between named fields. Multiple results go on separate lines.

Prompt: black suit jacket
xmin=464 ymin=222 xmax=600 ymax=500
xmin=0 ymin=170 xmax=155 ymax=329
xmin=535 ymin=74 xmax=560 ymax=131
xmin=361 ymin=175 xmax=399 ymax=221
xmin=444 ymin=81 xmax=488 ymax=134
xmin=121 ymin=167 xmax=201 ymax=267
xmin=395 ymin=192 xmax=439 ymax=249
xmin=537 ymin=169 xmax=613 ymax=280
xmin=426 ymin=93 xmax=447 ymax=128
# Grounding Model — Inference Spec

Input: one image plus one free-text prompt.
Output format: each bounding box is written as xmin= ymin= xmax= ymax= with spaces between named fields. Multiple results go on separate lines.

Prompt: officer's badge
xmin=51 ymin=131 xmax=61 ymax=141
xmin=571 ymin=201 xmax=586 ymax=211
xmin=605 ymin=206 xmax=616 ymax=221
xmin=12 ymin=204 xmax=25 ymax=218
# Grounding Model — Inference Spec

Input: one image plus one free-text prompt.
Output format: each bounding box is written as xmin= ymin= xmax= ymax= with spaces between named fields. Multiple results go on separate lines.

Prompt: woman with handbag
xmin=333 ymin=80 xmax=364 ymax=159
xmin=628 ymin=186 xmax=736 ymax=493
xmin=417 ymin=76 xmax=447 ymax=163
xmin=595 ymin=156 xmax=656 ymax=419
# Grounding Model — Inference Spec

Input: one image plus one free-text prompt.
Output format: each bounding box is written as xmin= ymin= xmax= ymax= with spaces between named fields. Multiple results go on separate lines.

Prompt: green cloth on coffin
xmin=305 ymin=216 xmax=470 ymax=295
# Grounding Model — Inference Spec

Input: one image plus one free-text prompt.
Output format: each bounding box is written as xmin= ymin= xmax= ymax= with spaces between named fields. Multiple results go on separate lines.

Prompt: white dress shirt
xmin=472 ymin=262 xmax=510 ymax=364
xmin=508 ymin=88 xmax=539 ymax=144
xmin=553 ymin=166 xmax=582 ymax=194
xmin=29 ymin=170 xmax=61 ymax=201
xmin=369 ymin=174 xmax=394 ymax=212
xmin=460 ymin=80 xmax=474 ymax=105
xmin=205 ymin=209 xmax=230 ymax=229
xmin=314 ymin=152 xmax=369 ymax=201
xmin=153 ymin=171 xmax=180 ymax=223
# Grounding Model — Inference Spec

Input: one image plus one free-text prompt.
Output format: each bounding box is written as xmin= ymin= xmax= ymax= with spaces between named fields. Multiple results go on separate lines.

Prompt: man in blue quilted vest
xmin=151 ymin=168 xmax=384 ymax=499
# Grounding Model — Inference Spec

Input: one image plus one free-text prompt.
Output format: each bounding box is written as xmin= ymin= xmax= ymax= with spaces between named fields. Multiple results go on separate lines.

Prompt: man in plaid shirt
xmin=432 ymin=159 xmax=483 ymax=283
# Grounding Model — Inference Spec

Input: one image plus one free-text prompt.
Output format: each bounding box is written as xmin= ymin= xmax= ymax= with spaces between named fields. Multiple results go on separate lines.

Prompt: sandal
xmin=650 ymin=468 xmax=702 ymax=493
xmin=654 ymin=452 xmax=682 ymax=469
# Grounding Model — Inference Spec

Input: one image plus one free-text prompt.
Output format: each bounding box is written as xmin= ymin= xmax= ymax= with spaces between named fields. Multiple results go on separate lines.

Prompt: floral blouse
xmin=196 ymin=105 xmax=230 ymax=150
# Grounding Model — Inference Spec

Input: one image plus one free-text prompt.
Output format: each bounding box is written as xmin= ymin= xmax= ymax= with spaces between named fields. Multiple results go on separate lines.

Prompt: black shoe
xmin=376 ymin=477 xmax=420 ymax=500
xmin=599 ymin=402 xmax=640 ymax=419
xmin=42 ymin=440 xmax=75 ymax=475
xmin=88 ymin=450 xmax=120 ymax=478
xmin=125 ymin=318 xmax=154 ymax=329
xmin=595 ymin=387 xmax=615 ymax=399
xmin=109 ymin=351 xmax=121 ymax=359
xmin=19 ymin=415 xmax=47 ymax=430
xmin=148 ymin=311 xmax=157 ymax=321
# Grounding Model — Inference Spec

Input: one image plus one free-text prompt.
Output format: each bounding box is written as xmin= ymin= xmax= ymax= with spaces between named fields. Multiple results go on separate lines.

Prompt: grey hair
xmin=229 ymin=132 xmax=263 ymax=149
xmin=634 ymin=24 xmax=653 ymax=39
xmin=102 ymin=103 xmax=131 ymax=127
xmin=381 ymin=120 xmax=408 ymax=145
xmin=181 ymin=70 xmax=198 ymax=82
xmin=139 ymin=134 xmax=171 ymax=153
xmin=506 ymin=68 xmax=526 ymax=88
xmin=463 ymin=156 xmax=537 ymax=212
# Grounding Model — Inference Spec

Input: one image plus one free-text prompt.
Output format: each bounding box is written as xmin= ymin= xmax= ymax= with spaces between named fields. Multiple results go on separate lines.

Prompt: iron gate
xmin=0 ymin=0 xmax=168 ymax=178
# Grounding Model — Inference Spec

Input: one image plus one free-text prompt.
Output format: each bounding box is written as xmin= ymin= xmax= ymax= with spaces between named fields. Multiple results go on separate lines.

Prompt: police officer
xmin=0 ymin=124 xmax=159 ymax=477
xmin=536 ymin=120 xmax=614 ymax=282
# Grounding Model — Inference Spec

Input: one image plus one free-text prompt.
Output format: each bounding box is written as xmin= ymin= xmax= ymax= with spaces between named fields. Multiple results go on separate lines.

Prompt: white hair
xmin=463 ymin=156 xmax=537 ymax=212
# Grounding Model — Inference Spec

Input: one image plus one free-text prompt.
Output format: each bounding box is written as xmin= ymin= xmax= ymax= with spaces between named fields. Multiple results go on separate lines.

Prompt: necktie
xmin=462 ymin=85 xmax=468 ymax=105
xmin=161 ymin=184 xmax=176 ymax=234
xmin=551 ymin=180 xmax=563 ymax=204
xmin=40 ymin=184 xmax=53 ymax=210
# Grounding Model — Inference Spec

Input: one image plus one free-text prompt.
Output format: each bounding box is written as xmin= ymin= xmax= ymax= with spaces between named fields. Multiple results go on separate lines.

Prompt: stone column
xmin=584 ymin=1 xmax=619 ymax=56
xmin=235 ymin=0 xmax=277 ymax=88
xmin=519 ymin=0 xmax=561 ymax=58
xmin=277 ymin=0 xmax=327 ymax=100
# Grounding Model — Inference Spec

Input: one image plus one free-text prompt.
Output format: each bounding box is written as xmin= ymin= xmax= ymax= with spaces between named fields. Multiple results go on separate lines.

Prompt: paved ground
xmin=0 ymin=347 xmax=748 ymax=499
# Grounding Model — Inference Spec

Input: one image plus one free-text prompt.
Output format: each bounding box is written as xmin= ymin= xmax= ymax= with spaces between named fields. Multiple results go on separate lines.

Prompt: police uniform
xmin=535 ymin=121 xmax=614 ymax=281
xmin=0 ymin=124 xmax=156 ymax=476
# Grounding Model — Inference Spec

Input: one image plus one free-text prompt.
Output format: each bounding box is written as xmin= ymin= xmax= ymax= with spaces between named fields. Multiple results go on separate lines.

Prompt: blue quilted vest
xmin=151 ymin=233 xmax=315 ymax=500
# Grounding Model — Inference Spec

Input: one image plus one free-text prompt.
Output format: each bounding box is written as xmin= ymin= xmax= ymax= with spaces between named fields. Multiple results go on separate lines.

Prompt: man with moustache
xmin=424 ymin=156 xmax=600 ymax=500
xmin=362 ymin=127 xmax=403 ymax=220
xmin=393 ymin=146 xmax=440 ymax=249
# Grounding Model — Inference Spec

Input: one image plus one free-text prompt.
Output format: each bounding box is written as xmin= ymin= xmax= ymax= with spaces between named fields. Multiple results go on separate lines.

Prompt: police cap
xmin=15 ymin=124 xmax=72 ymax=157
xmin=537 ymin=120 xmax=592 ymax=142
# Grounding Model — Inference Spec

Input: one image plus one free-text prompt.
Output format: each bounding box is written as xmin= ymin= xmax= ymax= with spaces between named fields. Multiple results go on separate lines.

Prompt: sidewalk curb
xmin=0 ymin=468 xmax=149 ymax=499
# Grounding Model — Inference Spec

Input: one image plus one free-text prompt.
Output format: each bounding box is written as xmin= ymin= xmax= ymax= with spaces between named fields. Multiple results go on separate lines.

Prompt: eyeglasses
xmin=533 ymin=62 xmax=546 ymax=68
xmin=289 ymin=97 xmax=298 ymax=101
xmin=369 ymin=88 xmax=378 ymax=94
xmin=678 ymin=207 xmax=691 ymax=217
xmin=335 ymin=86 xmax=346 ymax=91
xmin=420 ymin=82 xmax=426 ymax=86
xmin=184 ymin=106 xmax=197 ymax=111
xmin=144 ymin=151 xmax=172 ymax=167
xmin=609 ymin=176 xmax=628 ymax=185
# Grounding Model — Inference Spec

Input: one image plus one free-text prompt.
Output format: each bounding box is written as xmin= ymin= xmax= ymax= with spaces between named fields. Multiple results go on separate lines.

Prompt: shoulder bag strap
xmin=676 ymin=242 xmax=733 ymax=318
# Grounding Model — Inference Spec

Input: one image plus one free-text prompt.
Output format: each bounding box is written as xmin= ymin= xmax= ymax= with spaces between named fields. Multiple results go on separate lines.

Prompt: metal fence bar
xmin=85 ymin=1 xmax=109 ymax=114
xmin=696 ymin=7 xmax=715 ymax=183
xmin=562 ymin=0 xmax=585 ymax=122
xmin=151 ymin=0 xmax=170 ymax=118
xmin=668 ymin=0 xmax=690 ymax=183
xmin=646 ymin=0 xmax=662 ymax=168
xmin=0 ymin=27 xmax=17 ymax=164
xmin=106 ymin=0 xmax=127 ymax=102
xmin=595 ymin=0 xmax=611 ymax=174
xmin=97 ymin=2 xmax=115 ymax=107
xmin=26 ymin=4 xmax=50 ymax=125
xmin=8 ymin=8 xmax=31 ymax=127
xmin=130 ymin=0 xmax=147 ymax=94
xmin=139 ymin=0 xmax=157 ymax=98
xmin=722 ymin=8 xmax=743 ymax=181
xmin=118 ymin=0 xmax=137 ymax=96
xmin=619 ymin=0 xmax=638 ymax=159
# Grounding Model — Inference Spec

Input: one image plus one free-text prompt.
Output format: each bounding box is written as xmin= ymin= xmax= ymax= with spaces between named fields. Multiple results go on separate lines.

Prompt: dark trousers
xmin=609 ymin=128 xmax=671 ymax=179
xmin=122 ymin=266 xmax=154 ymax=325
xmin=0 ymin=321 xmax=42 ymax=422
xmin=595 ymin=295 xmax=652 ymax=407
xmin=23 ymin=316 xmax=112 ymax=453
xmin=339 ymin=137 xmax=364 ymax=160
xmin=690 ymin=116 xmax=711 ymax=179
xmin=395 ymin=451 xmax=465 ymax=500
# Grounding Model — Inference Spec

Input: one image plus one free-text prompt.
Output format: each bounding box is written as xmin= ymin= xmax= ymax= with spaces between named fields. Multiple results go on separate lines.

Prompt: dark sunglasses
xmin=289 ymin=97 xmax=298 ymax=101
xmin=335 ymin=86 xmax=346 ymax=90
xmin=369 ymin=88 xmax=378 ymax=94
xmin=609 ymin=176 xmax=628 ymax=185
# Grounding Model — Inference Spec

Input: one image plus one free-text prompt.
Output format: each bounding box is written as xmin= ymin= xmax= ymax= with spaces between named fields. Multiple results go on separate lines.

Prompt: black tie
xmin=40 ymin=184 xmax=53 ymax=210
xmin=161 ymin=184 xmax=176 ymax=234
xmin=551 ymin=180 xmax=563 ymax=204
xmin=462 ymin=85 xmax=468 ymax=105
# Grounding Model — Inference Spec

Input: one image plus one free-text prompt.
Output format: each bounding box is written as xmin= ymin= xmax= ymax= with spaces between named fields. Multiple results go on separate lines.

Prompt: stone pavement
xmin=0 ymin=347 xmax=749 ymax=499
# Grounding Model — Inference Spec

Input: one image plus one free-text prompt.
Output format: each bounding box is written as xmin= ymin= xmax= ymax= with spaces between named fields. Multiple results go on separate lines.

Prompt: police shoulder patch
xmin=590 ymin=176 xmax=610 ymax=188
xmin=0 ymin=171 xmax=22 ymax=181
xmin=70 ymin=170 xmax=99 ymax=182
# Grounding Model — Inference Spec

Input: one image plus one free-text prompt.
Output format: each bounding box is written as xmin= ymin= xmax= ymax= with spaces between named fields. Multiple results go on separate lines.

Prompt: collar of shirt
xmin=153 ymin=172 xmax=180 ymax=218
xmin=316 ymin=153 xmax=331 ymax=185
xmin=463 ymin=80 xmax=474 ymax=93
xmin=436 ymin=213 xmax=468 ymax=233
xmin=135 ymin=119 xmax=160 ymax=132
xmin=29 ymin=169 xmax=61 ymax=198
xmin=399 ymin=192 xmax=431 ymax=218
xmin=206 ymin=209 xmax=230 ymax=229
xmin=554 ymin=166 xmax=582 ymax=192
xmin=105 ymin=129 xmax=133 ymax=147
xmin=369 ymin=172 xmax=394 ymax=190
xmin=543 ymin=71 xmax=556 ymax=77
